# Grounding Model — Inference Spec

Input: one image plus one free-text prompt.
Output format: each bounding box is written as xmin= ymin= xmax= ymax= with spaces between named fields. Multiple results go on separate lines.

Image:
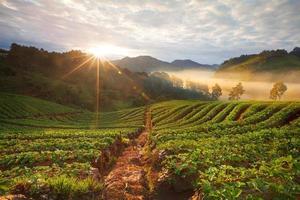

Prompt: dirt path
xmin=103 ymin=108 xmax=152 ymax=200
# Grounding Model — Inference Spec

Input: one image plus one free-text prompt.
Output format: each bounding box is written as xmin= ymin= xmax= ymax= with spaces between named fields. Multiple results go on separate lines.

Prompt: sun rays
xmin=60 ymin=49 xmax=150 ymax=128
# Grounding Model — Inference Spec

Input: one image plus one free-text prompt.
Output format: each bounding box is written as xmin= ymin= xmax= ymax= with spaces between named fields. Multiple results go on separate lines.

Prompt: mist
xmin=167 ymin=69 xmax=300 ymax=101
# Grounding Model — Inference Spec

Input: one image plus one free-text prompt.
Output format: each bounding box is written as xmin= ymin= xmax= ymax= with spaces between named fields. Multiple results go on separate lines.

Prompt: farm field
xmin=149 ymin=100 xmax=300 ymax=199
xmin=1 ymin=94 xmax=300 ymax=199
xmin=0 ymin=93 xmax=145 ymax=199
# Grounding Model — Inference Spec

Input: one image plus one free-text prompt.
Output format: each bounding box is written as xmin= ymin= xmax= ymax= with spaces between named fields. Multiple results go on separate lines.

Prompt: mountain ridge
xmin=171 ymin=59 xmax=218 ymax=70
xmin=215 ymin=47 xmax=300 ymax=82
xmin=112 ymin=56 xmax=217 ymax=72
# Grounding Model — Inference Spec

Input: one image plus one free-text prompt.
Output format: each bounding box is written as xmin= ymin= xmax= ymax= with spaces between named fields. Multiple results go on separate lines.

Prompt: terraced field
xmin=149 ymin=100 xmax=300 ymax=199
xmin=0 ymin=93 xmax=145 ymax=199
xmin=0 ymin=93 xmax=144 ymax=129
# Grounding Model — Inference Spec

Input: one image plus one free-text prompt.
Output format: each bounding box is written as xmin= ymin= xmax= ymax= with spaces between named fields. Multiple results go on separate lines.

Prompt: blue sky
xmin=0 ymin=0 xmax=299 ymax=64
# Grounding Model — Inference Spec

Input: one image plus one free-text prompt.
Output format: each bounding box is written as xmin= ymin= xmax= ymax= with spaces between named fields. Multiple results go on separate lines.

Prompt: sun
xmin=88 ymin=46 xmax=106 ymax=58
xmin=87 ymin=44 xmax=128 ymax=59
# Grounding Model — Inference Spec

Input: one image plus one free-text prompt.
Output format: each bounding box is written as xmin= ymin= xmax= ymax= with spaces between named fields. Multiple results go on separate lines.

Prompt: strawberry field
xmin=1 ymin=94 xmax=300 ymax=199
xmin=0 ymin=93 xmax=145 ymax=199
xmin=150 ymin=100 xmax=300 ymax=199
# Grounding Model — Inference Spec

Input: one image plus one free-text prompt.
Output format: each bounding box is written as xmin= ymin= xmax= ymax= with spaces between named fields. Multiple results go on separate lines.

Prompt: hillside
xmin=215 ymin=48 xmax=300 ymax=82
xmin=0 ymin=92 xmax=144 ymax=129
xmin=0 ymin=44 xmax=211 ymax=111
xmin=112 ymin=56 xmax=216 ymax=72
xmin=0 ymin=92 xmax=76 ymax=119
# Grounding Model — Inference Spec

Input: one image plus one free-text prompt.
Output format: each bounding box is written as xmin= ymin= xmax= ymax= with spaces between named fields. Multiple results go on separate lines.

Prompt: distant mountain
xmin=112 ymin=56 xmax=217 ymax=73
xmin=112 ymin=56 xmax=174 ymax=73
xmin=215 ymin=48 xmax=300 ymax=82
xmin=171 ymin=59 xmax=217 ymax=70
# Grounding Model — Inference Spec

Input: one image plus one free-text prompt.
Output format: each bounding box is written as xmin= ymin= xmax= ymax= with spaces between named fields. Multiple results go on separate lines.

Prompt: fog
xmin=167 ymin=69 xmax=300 ymax=101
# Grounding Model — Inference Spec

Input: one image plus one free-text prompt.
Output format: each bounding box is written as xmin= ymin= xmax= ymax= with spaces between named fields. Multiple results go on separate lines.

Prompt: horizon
xmin=1 ymin=42 xmax=298 ymax=66
xmin=1 ymin=0 xmax=300 ymax=64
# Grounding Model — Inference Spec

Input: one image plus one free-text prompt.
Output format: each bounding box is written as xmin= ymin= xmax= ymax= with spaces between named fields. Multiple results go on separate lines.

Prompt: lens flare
xmin=87 ymin=44 xmax=128 ymax=59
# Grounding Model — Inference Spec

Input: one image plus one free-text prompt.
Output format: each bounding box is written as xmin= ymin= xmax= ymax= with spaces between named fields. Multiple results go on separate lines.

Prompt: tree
xmin=211 ymin=83 xmax=222 ymax=100
xmin=185 ymin=80 xmax=209 ymax=93
xmin=270 ymin=82 xmax=287 ymax=100
xmin=228 ymin=82 xmax=245 ymax=100
xmin=170 ymin=75 xmax=183 ymax=88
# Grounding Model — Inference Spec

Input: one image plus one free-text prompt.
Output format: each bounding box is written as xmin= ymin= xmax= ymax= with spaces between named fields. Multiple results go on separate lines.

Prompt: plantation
xmin=0 ymin=93 xmax=145 ymax=199
xmin=1 ymin=94 xmax=300 ymax=199
xmin=150 ymin=100 xmax=300 ymax=199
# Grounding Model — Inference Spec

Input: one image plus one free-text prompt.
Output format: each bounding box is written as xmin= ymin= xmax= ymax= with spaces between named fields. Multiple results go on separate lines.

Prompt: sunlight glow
xmin=61 ymin=45 xmax=151 ymax=128
xmin=87 ymin=44 xmax=128 ymax=58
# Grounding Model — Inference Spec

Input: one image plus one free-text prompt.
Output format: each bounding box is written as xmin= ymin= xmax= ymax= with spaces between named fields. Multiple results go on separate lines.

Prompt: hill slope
xmin=0 ymin=92 xmax=145 ymax=129
xmin=215 ymin=48 xmax=300 ymax=82
xmin=0 ymin=92 xmax=76 ymax=119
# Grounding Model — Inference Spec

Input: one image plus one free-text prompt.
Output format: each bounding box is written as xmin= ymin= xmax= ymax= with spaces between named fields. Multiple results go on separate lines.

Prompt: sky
xmin=0 ymin=0 xmax=299 ymax=64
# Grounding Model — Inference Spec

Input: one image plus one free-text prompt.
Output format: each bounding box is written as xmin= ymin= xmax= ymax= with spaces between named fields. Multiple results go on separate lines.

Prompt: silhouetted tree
xmin=270 ymin=82 xmax=287 ymax=100
xmin=228 ymin=82 xmax=245 ymax=100
xmin=211 ymin=83 xmax=222 ymax=100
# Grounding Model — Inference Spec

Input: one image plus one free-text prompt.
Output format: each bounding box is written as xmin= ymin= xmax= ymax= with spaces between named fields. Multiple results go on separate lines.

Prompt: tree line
xmin=210 ymin=82 xmax=288 ymax=100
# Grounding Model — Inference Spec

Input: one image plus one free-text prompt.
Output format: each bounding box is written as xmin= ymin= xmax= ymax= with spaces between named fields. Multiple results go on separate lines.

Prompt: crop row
xmin=150 ymin=101 xmax=300 ymax=199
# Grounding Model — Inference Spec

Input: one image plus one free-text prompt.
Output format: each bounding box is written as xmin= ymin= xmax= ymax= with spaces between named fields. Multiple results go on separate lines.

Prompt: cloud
xmin=0 ymin=0 xmax=299 ymax=64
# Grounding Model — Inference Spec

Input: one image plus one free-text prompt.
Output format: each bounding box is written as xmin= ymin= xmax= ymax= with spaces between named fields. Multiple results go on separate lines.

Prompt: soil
xmin=103 ymin=108 xmax=152 ymax=200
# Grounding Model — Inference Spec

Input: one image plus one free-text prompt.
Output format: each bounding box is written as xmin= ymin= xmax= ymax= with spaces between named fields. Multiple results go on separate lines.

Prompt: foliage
xmin=11 ymin=176 xmax=102 ymax=200
xmin=150 ymin=100 xmax=300 ymax=199
xmin=216 ymin=48 xmax=300 ymax=82
xmin=228 ymin=83 xmax=245 ymax=100
xmin=270 ymin=82 xmax=288 ymax=100
xmin=211 ymin=83 xmax=222 ymax=100
xmin=144 ymin=73 xmax=210 ymax=101
xmin=0 ymin=94 xmax=145 ymax=198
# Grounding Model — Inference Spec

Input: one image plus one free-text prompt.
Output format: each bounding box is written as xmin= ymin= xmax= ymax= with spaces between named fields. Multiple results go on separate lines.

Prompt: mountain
xmin=112 ymin=56 xmax=217 ymax=72
xmin=215 ymin=48 xmax=300 ymax=82
xmin=171 ymin=59 xmax=217 ymax=70
xmin=112 ymin=56 xmax=174 ymax=73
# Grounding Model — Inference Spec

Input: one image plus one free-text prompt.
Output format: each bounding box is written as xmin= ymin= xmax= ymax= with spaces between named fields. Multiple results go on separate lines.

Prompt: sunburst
xmin=61 ymin=45 xmax=150 ymax=128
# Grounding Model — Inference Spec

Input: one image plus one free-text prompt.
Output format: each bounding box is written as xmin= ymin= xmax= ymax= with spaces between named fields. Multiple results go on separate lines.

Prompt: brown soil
xmin=236 ymin=105 xmax=251 ymax=121
xmin=284 ymin=109 xmax=300 ymax=124
xmin=103 ymin=108 xmax=152 ymax=200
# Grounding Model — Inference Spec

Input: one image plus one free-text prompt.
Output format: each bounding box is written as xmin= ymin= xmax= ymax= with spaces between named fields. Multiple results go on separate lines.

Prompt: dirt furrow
xmin=103 ymin=108 xmax=151 ymax=200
